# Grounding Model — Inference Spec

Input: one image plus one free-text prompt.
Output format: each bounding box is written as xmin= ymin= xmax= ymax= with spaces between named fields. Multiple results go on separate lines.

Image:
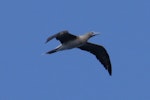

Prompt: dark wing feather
xmin=45 ymin=34 xmax=58 ymax=43
xmin=45 ymin=30 xmax=77 ymax=44
xmin=78 ymin=42 xmax=112 ymax=75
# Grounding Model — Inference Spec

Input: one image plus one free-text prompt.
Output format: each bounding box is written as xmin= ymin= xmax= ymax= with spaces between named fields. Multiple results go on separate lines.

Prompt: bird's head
xmin=87 ymin=31 xmax=100 ymax=38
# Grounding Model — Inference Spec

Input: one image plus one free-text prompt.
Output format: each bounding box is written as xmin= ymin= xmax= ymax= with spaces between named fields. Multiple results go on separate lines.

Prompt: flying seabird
xmin=45 ymin=30 xmax=112 ymax=75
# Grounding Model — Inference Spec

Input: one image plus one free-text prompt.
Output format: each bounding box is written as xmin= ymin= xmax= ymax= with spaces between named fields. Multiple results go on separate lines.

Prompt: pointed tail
xmin=46 ymin=48 xmax=59 ymax=54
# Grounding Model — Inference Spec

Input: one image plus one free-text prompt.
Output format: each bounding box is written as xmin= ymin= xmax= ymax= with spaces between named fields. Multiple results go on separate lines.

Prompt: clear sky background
xmin=0 ymin=0 xmax=150 ymax=100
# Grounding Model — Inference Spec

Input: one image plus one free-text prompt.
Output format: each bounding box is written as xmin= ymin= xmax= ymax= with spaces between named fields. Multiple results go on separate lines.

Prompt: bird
xmin=45 ymin=30 xmax=112 ymax=75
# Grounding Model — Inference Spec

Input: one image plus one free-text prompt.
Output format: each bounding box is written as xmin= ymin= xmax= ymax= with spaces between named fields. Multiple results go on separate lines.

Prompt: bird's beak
xmin=92 ymin=32 xmax=100 ymax=36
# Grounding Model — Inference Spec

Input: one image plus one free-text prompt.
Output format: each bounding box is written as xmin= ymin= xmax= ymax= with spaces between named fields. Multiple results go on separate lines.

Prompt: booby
xmin=45 ymin=30 xmax=112 ymax=75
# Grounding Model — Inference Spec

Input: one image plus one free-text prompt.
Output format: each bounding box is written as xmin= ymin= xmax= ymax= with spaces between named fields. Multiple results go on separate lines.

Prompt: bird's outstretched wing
xmin=78 ymin=42 xmax=112 ymax=75
xmin=45 ymin=30 xmax=77 ymax=44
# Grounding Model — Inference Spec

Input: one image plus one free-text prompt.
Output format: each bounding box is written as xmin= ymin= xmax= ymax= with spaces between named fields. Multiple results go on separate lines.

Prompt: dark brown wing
xmin=78 ymin=42 xmax=112 ymax=75
xmin=45 ymin=30 xmax=77 ymax=44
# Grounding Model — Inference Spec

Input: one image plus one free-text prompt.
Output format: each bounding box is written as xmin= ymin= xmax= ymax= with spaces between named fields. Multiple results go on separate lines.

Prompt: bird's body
xmin=45 ymin=30 xmax=112 ymax=75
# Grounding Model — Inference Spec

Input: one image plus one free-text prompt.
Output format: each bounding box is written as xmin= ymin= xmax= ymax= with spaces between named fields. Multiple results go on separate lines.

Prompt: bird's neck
xmin=79 ymin=34 xmax=91 ymax=42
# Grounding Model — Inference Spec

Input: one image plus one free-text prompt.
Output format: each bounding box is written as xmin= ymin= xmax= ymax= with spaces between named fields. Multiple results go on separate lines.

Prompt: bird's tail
xmin=46 ymin=45 xmax=62 ymax=54
xmin=46 ymin=48 xmax=59 ymax=54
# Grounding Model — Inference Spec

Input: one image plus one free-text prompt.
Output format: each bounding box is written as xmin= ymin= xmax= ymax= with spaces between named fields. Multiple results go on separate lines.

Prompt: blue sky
xmin=0 ymin=0 xmax=150 ymax=100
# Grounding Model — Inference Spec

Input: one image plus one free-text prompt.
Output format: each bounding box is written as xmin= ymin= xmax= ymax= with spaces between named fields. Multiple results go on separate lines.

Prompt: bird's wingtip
xmin=107 ymin=66 xmax=112 ymax=76
xmin=109 ymin=72 xmax=112 ymax=76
